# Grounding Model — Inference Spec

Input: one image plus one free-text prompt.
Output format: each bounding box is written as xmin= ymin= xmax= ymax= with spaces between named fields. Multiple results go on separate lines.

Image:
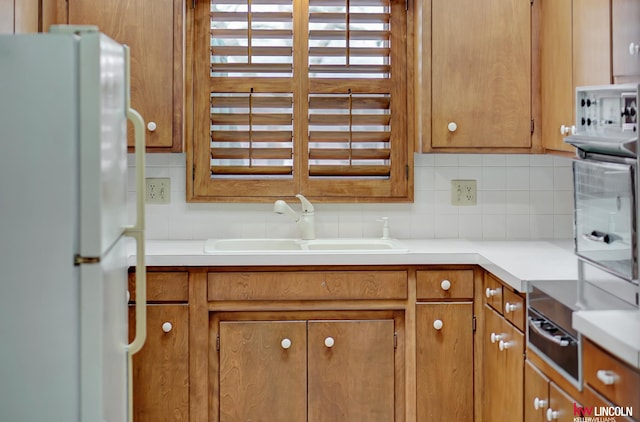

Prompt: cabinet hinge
xmin=472 ymin=315 xmax=476 ymax=332
xmin=216 ymin=334 xmax=220 ymax=351
xmin=393 ymin=332 xmax=398 ymax=349
xmin=531 ymin=119 xmax=535 ymax=134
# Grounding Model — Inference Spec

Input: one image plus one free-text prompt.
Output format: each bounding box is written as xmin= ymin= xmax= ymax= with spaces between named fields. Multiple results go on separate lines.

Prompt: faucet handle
xmin=296 ymin=194 xmax=314 ymax=213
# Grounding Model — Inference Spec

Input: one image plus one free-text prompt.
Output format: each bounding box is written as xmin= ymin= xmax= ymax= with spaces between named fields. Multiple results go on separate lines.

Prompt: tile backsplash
xmin=128 ymin=153 xmax=575 ymax=240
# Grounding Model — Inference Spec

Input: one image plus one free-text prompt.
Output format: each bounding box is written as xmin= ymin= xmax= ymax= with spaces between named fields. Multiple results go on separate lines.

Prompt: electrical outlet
xmin=145 ymin=178 xmax=171 ymax=204
xmin=451 ymin=180 xmax=477 ymax=206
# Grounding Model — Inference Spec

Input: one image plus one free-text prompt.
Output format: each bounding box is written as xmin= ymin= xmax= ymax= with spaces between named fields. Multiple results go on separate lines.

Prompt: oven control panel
xmin=576 ymin=84 xmax=639 ymax=134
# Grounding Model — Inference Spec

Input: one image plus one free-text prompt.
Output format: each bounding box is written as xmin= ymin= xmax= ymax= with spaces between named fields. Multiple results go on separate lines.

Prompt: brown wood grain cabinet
xmin=415 ymin=269 xmax=475 ymax=421
xmin=66 ymin=0 xmax=184 ymax=151
xmin=213 ymin=312 xmax=401 ymax=422
xmin=482 ymin=273 xmax=525 ymax=422
xmin=540 ymin=0 xmax=611 ymax=153
xmin=128 ymin=272 xmax=189 ymax=422
xmin=525 ymin=360 xmax=580 ymax=422
xmin=420 ymin=0 xmax=532 ymax=152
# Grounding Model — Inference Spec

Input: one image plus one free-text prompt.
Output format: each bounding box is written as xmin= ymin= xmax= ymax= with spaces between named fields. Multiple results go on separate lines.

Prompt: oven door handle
xmin=528 ymin=318 xmax=570 ymax=347
xmin=582 ymin=230 xmax=618 ymax=244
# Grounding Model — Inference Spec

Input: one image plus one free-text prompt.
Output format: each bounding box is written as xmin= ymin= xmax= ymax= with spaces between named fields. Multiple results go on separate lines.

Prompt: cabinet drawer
xmin=583 ymin=339 xmax=640 ymax=415
xmin=484 ymin=273 xmax=504 ymax=313
xmin=416 ymin=270 xmax=473 ymax=300
xmin=502 ymin=288 xmax=525 ymax=332
xmin=208 ymin=271 xmax=407 ymax=301
xmin=129 ymin=272 xmax=189 ymax=303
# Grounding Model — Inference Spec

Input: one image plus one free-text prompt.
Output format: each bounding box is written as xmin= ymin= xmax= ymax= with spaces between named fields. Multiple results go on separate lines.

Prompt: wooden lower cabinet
xmin=416 ymin=302 xmax=473 ymax=421
xmin=482 ymin=306 xmax=524 ymax=422
xmin=129 ymin=304 xmax=189 ymax=421
xmin=214 ymin=313 xmax=401 ymax=422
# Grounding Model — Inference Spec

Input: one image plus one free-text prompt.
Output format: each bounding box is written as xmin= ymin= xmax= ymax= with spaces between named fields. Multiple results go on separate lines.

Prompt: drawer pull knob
xmin=447 ymin=121 xmax=458 ymax=132
xmin=533 ymin=397 xmax=547 ymax=410
xmin=281 ymin=338 xmax=292 ymax=350
xmin=147 ymin=121 xmax=157 ymax=132
xmin=490 ymin=332 xmax=503 ymax=344
xmin=596 ymin=369 xmax=618 ymax=385
xmin=433 ymin=319 xmax=443 ymax=330
xmin=485 ymin=287 xmax=499 ymax=298
xmin=324 ymin=337 xmax=335 ymax=348
xmin=546 ymin=408 xmax=559 ymax=421
xmin=498 ymin=339 xmax=512 ymax=351
xmin=505 ymin=301 xmax=520 ymax=314
xmin=162 ymin=322 xmax=173 ymax=333
xmin=440 ymin=279 xmax=451 ymax=291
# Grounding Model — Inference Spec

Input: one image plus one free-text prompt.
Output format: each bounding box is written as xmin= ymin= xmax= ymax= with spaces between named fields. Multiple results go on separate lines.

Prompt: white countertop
xmin=135 ymin=239 xmax=578 ymax=292
xmin=132 ymin=238 xmax=640 ymax=368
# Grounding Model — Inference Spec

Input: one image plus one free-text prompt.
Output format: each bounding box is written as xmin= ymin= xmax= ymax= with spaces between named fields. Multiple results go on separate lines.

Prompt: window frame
xmin=187 ymin=0 xmax=414 ymax=203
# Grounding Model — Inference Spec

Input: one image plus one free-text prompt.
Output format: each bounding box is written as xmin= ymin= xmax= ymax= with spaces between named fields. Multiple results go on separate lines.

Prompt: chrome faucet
xmin=273 ymin=194 xmax=315 ymax=240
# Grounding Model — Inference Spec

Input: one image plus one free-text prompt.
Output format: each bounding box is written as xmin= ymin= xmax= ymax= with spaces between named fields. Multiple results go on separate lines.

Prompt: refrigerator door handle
xmin=123 ymin=44 xmax=147 ymax=422
xmin=124 ymin=105 xmax=146 ymax=356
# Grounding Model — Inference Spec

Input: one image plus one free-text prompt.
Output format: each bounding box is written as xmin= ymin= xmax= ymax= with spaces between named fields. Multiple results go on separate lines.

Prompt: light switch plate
xmin=451 ymin=180 xmax=477 ymax=206
xmin=145 ymin=178 xmax=171 ymax=204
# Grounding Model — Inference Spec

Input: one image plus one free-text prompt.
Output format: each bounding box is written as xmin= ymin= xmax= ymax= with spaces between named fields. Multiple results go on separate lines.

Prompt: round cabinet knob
xmin=433 ymin=319 xmax=443 ymax=330
xmin=499 ymin=339 xmax=512 ymax=351
xmin=560 ymin=125 xmax=569 ymax=135
xmin=440 ymin=280 xmax=451 ymax=291
xmin=162 ymin=322 xmax=173 ymax=333
xmin=490 ymin=332 xmax=503 ymax=344
xmin=534 ymin=397 xmax=548 ymax=410
xmin=571 ymin=125 xmax=577 ymax=135
xmin=324 ymin=337 xmax=335 ymax=348
xmin=485 ymin=287 xmax=499 ymax=298
xmin=281 ymin=338 xmax=292 ymax=350
xmin=629 ymin=42 xmax=640 ymax=56
xmin=147 ymin=121 xmax=157 ymax=132
xmin=504 ymin=302 xmax=520 ymax=314
xmin=447 ymin=122 xmax=458 ymax=133
xmin=546 ymin=408 xmax=559 ymax=421
xmin=126 ymin=290 xmax=130 ymax=302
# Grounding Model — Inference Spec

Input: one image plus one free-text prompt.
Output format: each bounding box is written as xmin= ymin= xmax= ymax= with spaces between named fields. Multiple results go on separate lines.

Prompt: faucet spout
xmin=273 ymin=195 xmax=316 ymax=240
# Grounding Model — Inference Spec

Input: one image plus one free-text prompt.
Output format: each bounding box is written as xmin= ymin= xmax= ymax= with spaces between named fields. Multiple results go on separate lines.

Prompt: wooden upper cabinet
xmin=541 ymin=0 xmax=611 ymax=154
xmin=2 ymin=0 xmax=40 ymax=34
xmin=424 ymin=0 xmax=532 ymax=151
xmin=67 ymin=0 xmax=183 ymax=151
xmin=612 ymin=0 xmax=640 ymax=81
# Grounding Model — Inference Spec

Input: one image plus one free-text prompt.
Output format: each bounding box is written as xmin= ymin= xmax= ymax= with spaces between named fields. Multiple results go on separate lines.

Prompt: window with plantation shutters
xmin=190 ymin=0 xmax=412 ymax=202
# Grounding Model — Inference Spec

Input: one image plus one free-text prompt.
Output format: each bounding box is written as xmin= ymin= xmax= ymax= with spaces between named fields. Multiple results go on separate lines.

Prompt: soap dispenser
xmin=377 ymin=217 xmax=390 ymax=240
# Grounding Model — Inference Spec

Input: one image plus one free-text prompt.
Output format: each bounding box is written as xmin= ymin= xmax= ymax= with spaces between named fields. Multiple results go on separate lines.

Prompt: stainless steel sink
xmin=204 ymin=238 xmax=408 ymax=254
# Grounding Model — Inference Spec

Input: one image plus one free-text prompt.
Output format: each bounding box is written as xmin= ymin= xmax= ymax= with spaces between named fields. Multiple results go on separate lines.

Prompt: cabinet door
xmin=431 ymin=0 xmax=531 ymax=149
xmin=68 ymin=0 xmax=182 ymax=150
xmin=524 ymin=361 xmax=549 ymax=422
xmin=416 ymin=303 xmax=473 ymax=421
xmin=547 ymin=382 xmax=579 ymax=422
xmin=129 ymin=304 xmax=189 ymax=422
xmin=541 ymin=0 xmax=573 ymax=153
xmin=308 ymin=320 xmax=395 ymax=422
xmin=482 ymin=306 xmax=524 ymax=422
xmin=218 ymin=321 xmax=307 ymax=422
xmin=542 ymin=0 xmax=611 ymax=153
xmin=613 ymin=0 xmax=640 ymax=80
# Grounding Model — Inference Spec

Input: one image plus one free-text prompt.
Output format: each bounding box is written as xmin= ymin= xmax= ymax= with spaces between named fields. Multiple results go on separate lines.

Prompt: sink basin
xmin=204 ymin=238 xmax=408 ymax=254
xmin=208 ymin=238 xmax=303 ymax=251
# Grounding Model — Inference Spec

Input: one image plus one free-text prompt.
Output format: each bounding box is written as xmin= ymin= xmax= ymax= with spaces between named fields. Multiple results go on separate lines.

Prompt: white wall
xmin=128 ymin=153 xmax=575 ymax=240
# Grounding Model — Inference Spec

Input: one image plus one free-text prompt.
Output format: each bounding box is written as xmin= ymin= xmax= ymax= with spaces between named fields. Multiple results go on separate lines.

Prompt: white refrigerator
xmin=0 ymin=26 xmax=147 ymax=422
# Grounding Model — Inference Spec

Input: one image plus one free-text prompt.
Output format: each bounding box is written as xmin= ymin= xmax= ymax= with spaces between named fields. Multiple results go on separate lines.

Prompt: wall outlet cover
xmin=145 ymin=178 xmax=171 ymax=204
xmin=451 ymin=180 xmax=477 ymax=206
